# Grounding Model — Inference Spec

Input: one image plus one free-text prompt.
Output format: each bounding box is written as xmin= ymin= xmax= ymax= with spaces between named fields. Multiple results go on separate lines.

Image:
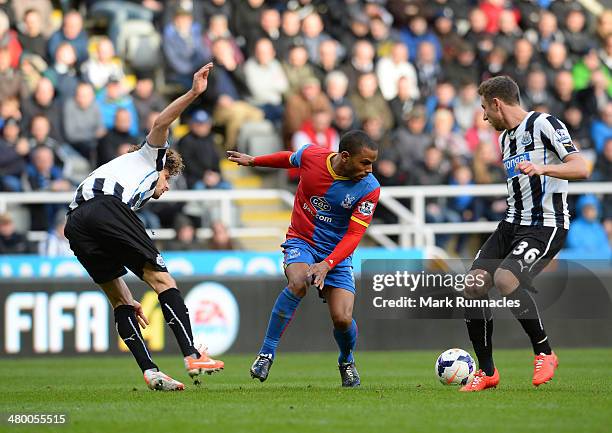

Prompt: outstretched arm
xmin=147 ymin=63 xmax=214 ymax=147
xmin=227 ymin=150 xmax=295 ymax=169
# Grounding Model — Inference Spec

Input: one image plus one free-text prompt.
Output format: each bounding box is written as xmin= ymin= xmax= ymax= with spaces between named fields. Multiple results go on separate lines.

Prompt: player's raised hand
xmin=133 ymin=301 xmax=149 ymax=329
xmin=518 ymin=161 xmax=544 ymax=177
xmin=227 ymin=150 xmax=255 ymax=166
xmin=307 ymin=261 xmax=331 ymax=290
xmin=191 ymin=62 xmax=214 ymax=95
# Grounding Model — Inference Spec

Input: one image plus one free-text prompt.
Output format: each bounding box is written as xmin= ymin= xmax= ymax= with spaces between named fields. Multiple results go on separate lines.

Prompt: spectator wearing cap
xmin=43 ymin=42 xmax=79 ymax=102
xmin=48 ymin=10 xmax=88 ymax=67
xmin=502 ymin=38 xmax=534 ymax=90
xmin=96 ymin=77 xmax=139 ymax=138
xmin=163 ymin=7 xmax=211 ymax=91
xmin=341 ymin=39 xmax=376 ymax=89
xmin=376 ymin=41 xmax=418 ymax=101
xmin=97 ymin=108 xmax=138 ymax=166
xmin=38 ymin=210 xmax=73 ymax=257
xmin=80 ymin=36 xmax=125 ymax=91
xmin=17 ymin=8 xmax=48 ymax=61
xmin=349 ymin=72 xmax=393 ymax=131
xmin=131 ymin=73 xmax=167 ymax=134
xmin=415 ymin=41 xmax=442 ymax=99
xmin=244 ymin=38 xmax=289 ymax=123
xmin=0 ymin=213 xmax=30 ymax=254
xmin=283 ymin=77 xmax=332 ymax=145
xmin=400 ymin=16 xmax=441 ymax=64
xmin=563 ymin=8 xmax=591 ymax=62
xmin=276 ymin=10 xmax=303 ymax=61
xmin=433 ymin=9 xmax=463 ymax=64
xmin=63 ymin=82 xmax=105 ymax=161
xmin=203 ymin=14 xmax=244 ymax=66
xmin=21 ymin=77 xmax=64 ymax=143
xmin=282 ymin=43 xmax=318 ymax=96
xmin=566 ymin=195 xmax=612 ymax=258
xmin=177 ymin=110 xmax=229 ymax=190
xmin=0 ymin=47 xmax=25 ymax=101
xmin=338 ymin=11 xmax=370 ymax=53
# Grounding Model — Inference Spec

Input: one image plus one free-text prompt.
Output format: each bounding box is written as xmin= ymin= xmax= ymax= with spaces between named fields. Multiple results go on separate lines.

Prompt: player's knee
xmin=463 ymin=270 xmax=491 ymax=299
xmin=494 ymin=268 xmax=519 ymax=296
xmin=144 ymin=270 xmax=176 ymax=293
xmin=331 ymin=312 xmax=352 ymax=330
xmin=287 ymin=277 xmax=309 ymax=298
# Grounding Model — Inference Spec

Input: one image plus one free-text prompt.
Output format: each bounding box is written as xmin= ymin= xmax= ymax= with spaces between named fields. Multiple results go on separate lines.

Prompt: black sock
xmin=464 ymin=297 xmax=495 ymax=376
xmin=114 ymin=305 xmax=158 ymax=372
xmin=506 ymin=287 xmax=552 ymax=355
xmin=158 ymin=288 xmax=199 ymax=357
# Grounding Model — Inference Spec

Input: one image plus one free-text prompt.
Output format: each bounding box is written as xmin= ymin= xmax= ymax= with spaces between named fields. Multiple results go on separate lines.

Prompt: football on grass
xmin=435 ymin=348 xmax=476 ymax=385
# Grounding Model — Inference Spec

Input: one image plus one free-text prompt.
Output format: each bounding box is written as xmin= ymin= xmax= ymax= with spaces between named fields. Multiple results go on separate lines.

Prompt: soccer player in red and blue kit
xmin=227 ymin=131 xmax=379 ymax=387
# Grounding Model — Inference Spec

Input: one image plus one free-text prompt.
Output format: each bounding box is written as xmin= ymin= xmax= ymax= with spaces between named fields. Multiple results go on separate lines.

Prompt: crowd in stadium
xmin=0 ymin=0 xmax=610 ymax=257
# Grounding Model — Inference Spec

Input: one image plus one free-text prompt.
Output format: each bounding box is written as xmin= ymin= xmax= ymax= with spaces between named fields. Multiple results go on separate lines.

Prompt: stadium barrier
xmin=1 ymin=182 xmax=610 ymax=247
xmin=2 ymin=270 xmax=610 ymax=357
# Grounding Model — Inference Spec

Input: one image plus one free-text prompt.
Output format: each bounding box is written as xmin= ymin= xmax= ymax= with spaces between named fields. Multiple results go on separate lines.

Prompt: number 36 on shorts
xmin=512 ymin=241 xmax=541 ymax=264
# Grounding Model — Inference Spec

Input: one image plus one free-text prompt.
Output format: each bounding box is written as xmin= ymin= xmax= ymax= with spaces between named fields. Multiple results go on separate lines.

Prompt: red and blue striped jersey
xmin=286 ymin=144 xmax=380 ymax=255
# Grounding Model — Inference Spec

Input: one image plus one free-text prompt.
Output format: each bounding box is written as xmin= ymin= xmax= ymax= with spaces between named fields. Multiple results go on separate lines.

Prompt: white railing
xmin=1 ymin=182 xmax=610 ymax=247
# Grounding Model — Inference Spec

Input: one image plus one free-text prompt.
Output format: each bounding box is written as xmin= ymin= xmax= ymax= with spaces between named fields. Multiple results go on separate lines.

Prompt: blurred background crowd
xmin=0 ymin=0 xmax=610 ymax=257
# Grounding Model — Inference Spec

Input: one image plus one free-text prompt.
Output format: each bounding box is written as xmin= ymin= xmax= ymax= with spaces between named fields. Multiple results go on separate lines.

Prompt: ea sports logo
xmin=310 ymin=196 xmax=331 ymax=212
xmin=184 ymin=282 xmax=240 ymax=356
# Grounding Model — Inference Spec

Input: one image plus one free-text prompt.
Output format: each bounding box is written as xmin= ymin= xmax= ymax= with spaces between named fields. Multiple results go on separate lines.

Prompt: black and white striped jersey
xmin=68 ymin=141 xmax=168 ymax=213
xmin=500 ymin=111 xmax=578 ymax=229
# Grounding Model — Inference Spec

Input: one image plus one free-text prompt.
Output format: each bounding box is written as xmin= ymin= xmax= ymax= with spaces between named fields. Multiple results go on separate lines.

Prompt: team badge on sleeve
xmin=554 ymin=129 xmax=571 ymax=145
xmin=358 ymin=200 xmax=375 ymax=216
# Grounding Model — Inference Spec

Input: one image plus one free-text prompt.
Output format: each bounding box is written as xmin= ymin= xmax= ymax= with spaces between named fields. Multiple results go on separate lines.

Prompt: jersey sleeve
xmin=350 ymin=186 xmax=380 ymax=228
xmin=289 ymin=144 xmax=311 ymax=168
xmin=139 ymin=140 xmax=169 ymax=172
xmin=541 ymin=116 xmax=579 ymax=160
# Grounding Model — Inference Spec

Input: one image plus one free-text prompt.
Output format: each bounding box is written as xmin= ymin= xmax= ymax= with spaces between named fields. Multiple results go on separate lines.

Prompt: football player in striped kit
xmin=65 ymin=63 xmax=224 ymax=391
xmin=459 ymin=76 xmax=589 ymax=392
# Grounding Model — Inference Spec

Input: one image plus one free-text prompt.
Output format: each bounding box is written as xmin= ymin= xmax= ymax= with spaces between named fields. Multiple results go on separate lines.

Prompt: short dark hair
xmin=478 ymin=76 xmax=520 ymax=105
xmin=339 ymin=130 xmax=378 ymax=154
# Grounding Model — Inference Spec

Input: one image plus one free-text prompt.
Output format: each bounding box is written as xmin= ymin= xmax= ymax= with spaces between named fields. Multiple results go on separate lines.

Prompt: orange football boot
xmin=532 ymin=352 xmax=558 ymax=386
xmin=459 ymin=368 xmax=500 ymax=392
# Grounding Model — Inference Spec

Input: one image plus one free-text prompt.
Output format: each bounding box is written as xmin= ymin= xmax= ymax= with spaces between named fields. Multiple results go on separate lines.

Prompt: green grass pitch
xmin=2 ymin=348 xmax=610 ymax=433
